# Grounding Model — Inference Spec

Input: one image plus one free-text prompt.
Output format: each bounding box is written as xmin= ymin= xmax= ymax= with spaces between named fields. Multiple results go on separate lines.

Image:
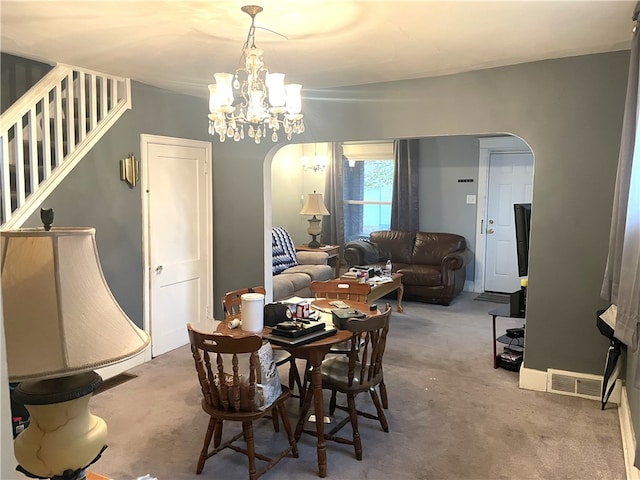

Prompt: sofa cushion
xmin=397 ymin=264 xmax=442 ymax=287
xmin=412 ymin=232 xmax=467 ymax=265
xmin=272 ymin=274 xmax=296 ymax=301
xmin=370 ymin=230 xmax=416 ymax=264
xmin=283 ymin=264 xmax=334 ymax=282
xmin=272 ymin=226 xmax=298 ymax=275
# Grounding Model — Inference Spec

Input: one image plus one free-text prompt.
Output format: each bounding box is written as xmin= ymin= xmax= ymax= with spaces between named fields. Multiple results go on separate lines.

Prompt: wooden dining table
xmin=216 ymin=298 xmax=376 ymax=478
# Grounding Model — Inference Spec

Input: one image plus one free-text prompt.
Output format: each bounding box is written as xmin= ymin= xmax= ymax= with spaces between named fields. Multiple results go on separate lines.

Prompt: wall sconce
xmin=120 ymin=153 xmax=138 ymax=188
xmin=301 ymin=144 xmax=328 ymax=172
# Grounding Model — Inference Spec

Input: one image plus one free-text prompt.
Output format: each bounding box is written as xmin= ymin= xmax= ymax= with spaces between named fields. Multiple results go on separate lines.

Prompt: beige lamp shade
xmin=1 ymin=227 xmax=150 ymax=382
xmin=299 ymin=192 xmax=330 ymax=216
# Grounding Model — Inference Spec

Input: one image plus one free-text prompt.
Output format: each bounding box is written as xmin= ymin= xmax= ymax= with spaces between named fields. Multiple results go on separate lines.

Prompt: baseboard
xmin=519 ymin=365 xmax=548 ymax=391
xmin=619 ymin=387 xmax=640 ymax=480
xmin=464 ymin=280 xmax=475 ymax=292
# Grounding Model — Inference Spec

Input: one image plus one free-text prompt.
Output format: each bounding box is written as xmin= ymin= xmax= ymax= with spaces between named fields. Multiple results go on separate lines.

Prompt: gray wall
xmin=7 ymin=51 xmax=638 ymax=446
xmin=418 ymin=135 xmax=483 ymax=282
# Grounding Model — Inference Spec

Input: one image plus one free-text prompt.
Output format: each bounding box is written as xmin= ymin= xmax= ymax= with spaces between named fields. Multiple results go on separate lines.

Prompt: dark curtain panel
xmin=601 ymin=6 xmax=640 ymax=468
xmin=321 ymin=142 xmax=344 ymax=246
xmin=390 ymin=139 xmax=420 ymax=231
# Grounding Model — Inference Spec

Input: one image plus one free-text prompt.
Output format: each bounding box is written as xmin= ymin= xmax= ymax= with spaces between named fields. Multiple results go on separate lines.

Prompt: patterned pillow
xmin=272 ymin=226 xmax=298 ymax=275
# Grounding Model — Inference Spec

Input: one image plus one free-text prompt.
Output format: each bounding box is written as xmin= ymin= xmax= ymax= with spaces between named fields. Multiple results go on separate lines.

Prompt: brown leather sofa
xmin=343 ymin=230 xmax=473 ymax=305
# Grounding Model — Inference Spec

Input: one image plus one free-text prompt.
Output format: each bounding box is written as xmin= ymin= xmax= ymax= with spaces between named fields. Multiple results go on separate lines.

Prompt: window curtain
xmin=321 ymin=142 xmax=344 ymax=246
xmin=390 ymin=139 xmax=420 ymax=231
xmin=601 ymin=8 xmax=640 ymax=466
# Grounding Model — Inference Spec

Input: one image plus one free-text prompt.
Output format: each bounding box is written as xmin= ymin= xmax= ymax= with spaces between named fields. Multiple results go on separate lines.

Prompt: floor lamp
xmin=1 ymin=225 xmax=150 ymax=480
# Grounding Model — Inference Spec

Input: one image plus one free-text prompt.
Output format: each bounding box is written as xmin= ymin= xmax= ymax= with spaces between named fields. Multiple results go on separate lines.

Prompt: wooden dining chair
xmin=310 ymin=279 xmax=371 ymax=302
xmin=187 ymin=324 xmax=298 ymax=479
xmin=296 ymin=303 xmax=392 ymax=461
xmin=221 ymin=287 xmax=303 ymax=407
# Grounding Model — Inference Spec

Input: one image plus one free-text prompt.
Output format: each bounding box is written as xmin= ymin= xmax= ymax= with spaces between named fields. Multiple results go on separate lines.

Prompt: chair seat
xmin=201 ymin=387 xmax=292 ymax=421
xmin=316 ymin=357 xmax=383 ymax=393
xmin=272 ymin=348 xmax=292 ymax=366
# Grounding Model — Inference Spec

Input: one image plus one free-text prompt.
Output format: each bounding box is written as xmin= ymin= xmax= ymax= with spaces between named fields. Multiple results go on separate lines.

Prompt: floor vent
xmin=547 ymin=369 xmax=602 ymax=401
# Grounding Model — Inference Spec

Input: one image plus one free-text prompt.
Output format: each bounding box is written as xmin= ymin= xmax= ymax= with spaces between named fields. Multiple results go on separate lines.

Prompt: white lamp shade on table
xmin=1 ymin=226 xmax=150 ymax=479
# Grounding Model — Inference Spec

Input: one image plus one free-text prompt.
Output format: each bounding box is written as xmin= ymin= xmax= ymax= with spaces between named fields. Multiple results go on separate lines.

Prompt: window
xmin=342 ymin=142 xmax=394 ymax=242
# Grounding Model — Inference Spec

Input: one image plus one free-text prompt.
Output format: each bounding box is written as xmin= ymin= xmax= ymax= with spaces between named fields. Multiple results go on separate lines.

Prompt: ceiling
xmin=0 ymin=1 xmax=636 ymax=99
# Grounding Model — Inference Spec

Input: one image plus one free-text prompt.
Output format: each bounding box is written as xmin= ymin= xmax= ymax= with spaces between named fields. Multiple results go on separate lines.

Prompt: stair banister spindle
xmin=13 ymin=120 xmax=26 ymax=208
xmin=100 ymin=76 xmax=108 ymax=120
xmin=42 ymin=90 xmax=52 ymax=179
xmin=88 ymin=73 xmax=97 ymax=130
xmin=27 ymin=105 xmax=38 ymax=196
xmin=77 ymin=71 xmax=87 ymax=142
xmin=53 ymin=83 xmax=64 ymax=166
xmin=65 ymin=71 xmax=76 ymax=154
xmin=1 ymin=137 xmax=10 ymax=223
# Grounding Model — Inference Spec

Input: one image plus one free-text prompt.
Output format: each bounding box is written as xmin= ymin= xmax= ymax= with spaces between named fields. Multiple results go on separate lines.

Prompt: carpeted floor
xmin=90 ymin=292 xmax=626 ymax=480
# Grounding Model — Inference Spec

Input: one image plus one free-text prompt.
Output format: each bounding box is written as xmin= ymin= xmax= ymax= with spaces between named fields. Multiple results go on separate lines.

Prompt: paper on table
xmin=368 ymin=276 xmax=393 ymax=284
xmin=281 ymin=296 xmax=314 ymax=304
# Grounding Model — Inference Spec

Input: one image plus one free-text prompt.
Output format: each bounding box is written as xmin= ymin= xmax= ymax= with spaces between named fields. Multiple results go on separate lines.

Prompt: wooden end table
xmin=296 ymin=244 xmax=341 ymax=278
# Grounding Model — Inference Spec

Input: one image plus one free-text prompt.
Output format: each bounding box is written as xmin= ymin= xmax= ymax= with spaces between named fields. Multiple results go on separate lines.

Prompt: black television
xmin=513 ymin=203 xmax=532 ymax=277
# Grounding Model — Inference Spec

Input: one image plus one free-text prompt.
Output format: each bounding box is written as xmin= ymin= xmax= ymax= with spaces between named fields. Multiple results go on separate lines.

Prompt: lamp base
xmin=13 ymin=372 xmax=107 ymax=479
xmin=307 ymin=235 xmax=321 ymax=249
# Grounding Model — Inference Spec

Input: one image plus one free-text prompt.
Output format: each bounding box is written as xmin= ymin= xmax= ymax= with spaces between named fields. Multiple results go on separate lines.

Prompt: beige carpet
xmin=89 ymin=292 xmax=626 ymax=480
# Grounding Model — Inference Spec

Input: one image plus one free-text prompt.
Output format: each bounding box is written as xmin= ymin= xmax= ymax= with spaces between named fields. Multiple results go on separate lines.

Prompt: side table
xmin=296 ymin=244 xmax=341 ymax=278
xmin=489 ymin=305 xmax=525 ymax=369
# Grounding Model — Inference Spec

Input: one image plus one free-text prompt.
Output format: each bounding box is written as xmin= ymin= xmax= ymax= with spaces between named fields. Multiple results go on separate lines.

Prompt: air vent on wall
xmin=547 ymin=369 xmax=603 ymax=401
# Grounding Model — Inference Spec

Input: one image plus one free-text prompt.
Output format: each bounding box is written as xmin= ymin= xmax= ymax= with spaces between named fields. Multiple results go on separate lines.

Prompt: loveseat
xmin=272 ymin=226 xmax=334 ymax=301
xmin=343 ymin=230 xmax=473 ymax=305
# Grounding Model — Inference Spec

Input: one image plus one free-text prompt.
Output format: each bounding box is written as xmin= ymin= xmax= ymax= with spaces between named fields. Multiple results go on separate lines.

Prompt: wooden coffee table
xmin=340 ymin=272 xmax=404 ymax=312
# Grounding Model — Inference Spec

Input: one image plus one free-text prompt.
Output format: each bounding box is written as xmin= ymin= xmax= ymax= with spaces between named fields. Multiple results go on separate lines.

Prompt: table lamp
xmin=299 ymin=191 xmax=330 ymax=248
xmin=1 ymin=224 xmax=150 ymax=480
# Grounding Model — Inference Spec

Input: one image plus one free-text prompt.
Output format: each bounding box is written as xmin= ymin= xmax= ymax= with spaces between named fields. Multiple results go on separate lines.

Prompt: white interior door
xmin=484 ymin=151 xmax=533 ymax=292
xmin=142 ymin=135 xmax=212 ymax=357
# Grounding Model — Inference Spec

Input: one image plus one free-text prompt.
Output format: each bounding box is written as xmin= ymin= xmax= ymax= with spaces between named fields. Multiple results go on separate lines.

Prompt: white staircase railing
xmin=0 ymin=64 xmax=131 ymax=230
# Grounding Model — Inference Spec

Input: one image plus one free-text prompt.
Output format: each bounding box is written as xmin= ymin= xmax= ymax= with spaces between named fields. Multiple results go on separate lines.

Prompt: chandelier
xmin=208 ymin=5 xmax=304 ymax=144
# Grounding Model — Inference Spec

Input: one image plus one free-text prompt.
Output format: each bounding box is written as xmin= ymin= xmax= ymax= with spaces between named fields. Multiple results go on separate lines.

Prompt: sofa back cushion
xmin=412 ymin=232 xmax=467 ymax=265
xmin=370 ymin=230 xmax=416 ymax=264
xmin=272 ymin=226 xmax=298 ymax=275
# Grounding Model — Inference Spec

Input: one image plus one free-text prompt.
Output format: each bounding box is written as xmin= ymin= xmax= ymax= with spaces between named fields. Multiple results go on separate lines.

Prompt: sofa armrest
xmin=343 ymin=245 xmax=365 ymax=268
xmin=296 ymin=251 xmax=328 ymax=265
xmin=441 ymin=249 xmax=473 ymax=271
xmin=343 ymin=240 xmax=384 ymax=268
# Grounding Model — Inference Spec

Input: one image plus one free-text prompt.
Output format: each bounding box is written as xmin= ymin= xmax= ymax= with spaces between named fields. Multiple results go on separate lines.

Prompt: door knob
xmin=487 ymin=228 xmax=495 ymax=234
xmin=154 ymin=265 xmax=163 ymax=274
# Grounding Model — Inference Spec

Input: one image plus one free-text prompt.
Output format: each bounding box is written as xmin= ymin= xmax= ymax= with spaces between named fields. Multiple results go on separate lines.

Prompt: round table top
xmin=215 ymin=298 xmax=378 ymax=350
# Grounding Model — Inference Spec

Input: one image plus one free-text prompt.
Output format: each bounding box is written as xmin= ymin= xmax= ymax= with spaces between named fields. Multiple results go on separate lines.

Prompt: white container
xmin=241 ymin=292 xmax=265 ymax=333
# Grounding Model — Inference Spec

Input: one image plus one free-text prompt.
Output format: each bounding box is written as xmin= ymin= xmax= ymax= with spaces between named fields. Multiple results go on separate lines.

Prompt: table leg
xmin=492 ymin=314 xmax=498 ymax=369
xmin=396 ymin=282 xmax=404 ymax=313
xmin=311 ymin=364 xmax=327 ymax=477
xmin=294 ymin=350 xmax=329 ymax=478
